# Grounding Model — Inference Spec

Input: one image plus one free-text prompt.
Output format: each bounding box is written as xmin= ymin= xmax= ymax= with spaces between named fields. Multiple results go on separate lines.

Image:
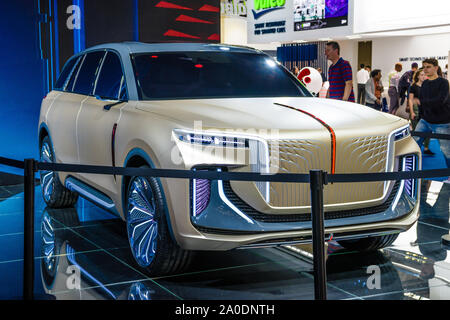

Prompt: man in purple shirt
xmin=325 ymin=41 xmax=355 ymax=102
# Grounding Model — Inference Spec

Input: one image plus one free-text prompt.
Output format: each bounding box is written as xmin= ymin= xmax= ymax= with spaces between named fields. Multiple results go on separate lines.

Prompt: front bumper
xmin=182 ymin=171 xmax=420 ymax=250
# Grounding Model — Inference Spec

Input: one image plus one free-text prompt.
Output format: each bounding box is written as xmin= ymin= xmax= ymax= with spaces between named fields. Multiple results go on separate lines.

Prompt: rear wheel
xmin=125 ymin=169 xmax=192 ymax=276
xmin=40 ymin=136 xmax=78 ymax=208
xmin=337 ymin=234 xmax=399 ymax=252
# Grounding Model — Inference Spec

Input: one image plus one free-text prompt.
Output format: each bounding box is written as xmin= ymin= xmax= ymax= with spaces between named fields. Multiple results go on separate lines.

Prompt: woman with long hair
xmin=409 ymin=68 xmax=433 ymax=155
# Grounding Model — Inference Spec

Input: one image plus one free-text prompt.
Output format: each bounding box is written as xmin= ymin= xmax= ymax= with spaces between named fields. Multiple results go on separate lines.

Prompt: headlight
xmin=173 ymin=129 xmax=249 ymax=148
xmin=174 ymin=129 xmax=271 ymax=202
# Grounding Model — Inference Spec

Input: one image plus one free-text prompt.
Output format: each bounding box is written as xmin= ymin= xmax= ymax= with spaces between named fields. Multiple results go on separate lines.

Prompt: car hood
xmin=136 ymin=97 xmax=404 ymax=132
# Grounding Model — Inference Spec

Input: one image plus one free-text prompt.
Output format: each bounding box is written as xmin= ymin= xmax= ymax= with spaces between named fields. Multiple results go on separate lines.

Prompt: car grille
xmin=223 ymin=178 xmax=400 ymax=223
xmin=262 ymin=135 xmax=389 ymax=207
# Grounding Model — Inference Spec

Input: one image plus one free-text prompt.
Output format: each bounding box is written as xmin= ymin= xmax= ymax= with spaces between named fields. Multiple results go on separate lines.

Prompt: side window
xmin=94 ymin=52 xmax=127 ymax=100
xmin=66 ymin=55 xmax=84 ymax=92
xmin=72 ymin=51 xmax=105 ymax=96
xmin=54 ymin=57 xmax=78 ymax=90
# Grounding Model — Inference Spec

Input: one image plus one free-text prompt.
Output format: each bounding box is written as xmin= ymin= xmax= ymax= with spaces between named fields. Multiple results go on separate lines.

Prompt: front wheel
xmin=337 ymin=234 xmax=399 ymax=252
xmin=40 ymin=136 xmax=78 ymax=208
xmin=125 ymin=171 xmax=192 ymax=276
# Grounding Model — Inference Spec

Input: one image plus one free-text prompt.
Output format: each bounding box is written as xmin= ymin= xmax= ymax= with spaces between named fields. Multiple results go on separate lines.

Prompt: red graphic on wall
xmin=176 ymin=15 xmax=213 ymax=24
xmin=164 ymin=29 xmax=201 ymax=39
xmin=156 ymin=1 xmax=193 ymax=10
xmin=141 ymin=0 xmax=220 ymax=43
xmin=207 ymin=33 xmax=220 ymax=41
xmin=198 ymin=4 xmax=220 ymax=12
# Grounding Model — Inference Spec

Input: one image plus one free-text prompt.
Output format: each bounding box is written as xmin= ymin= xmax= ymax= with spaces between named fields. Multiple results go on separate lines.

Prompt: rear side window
xmin=66 ymin=55 xmax=84 ymax=92
xmin=72 ymin=51 xmax=105 ymax=96
xmin=54 ymin=57 xmax=78 ymax=90
xmin=94 ymin=52 xmax=127 ymax=100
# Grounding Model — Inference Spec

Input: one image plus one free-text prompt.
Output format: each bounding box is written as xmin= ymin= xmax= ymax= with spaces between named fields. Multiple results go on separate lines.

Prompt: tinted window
xmin=54 ymin=57 xmax=78 ymax=90
xmin=66 ymin=55 xmax=84 ymax=92
xmin=94 ymin=52 xmax=127 ymax=100
xmin=131 ymin=52 xmax=311 ymax=100
xmin=72 ymin=51 xmax=105 ymax=95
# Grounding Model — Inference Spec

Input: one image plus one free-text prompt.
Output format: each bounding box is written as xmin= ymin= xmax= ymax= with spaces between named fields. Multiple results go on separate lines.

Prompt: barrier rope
xmin=0 ymin=130 xmax=448 ymax=183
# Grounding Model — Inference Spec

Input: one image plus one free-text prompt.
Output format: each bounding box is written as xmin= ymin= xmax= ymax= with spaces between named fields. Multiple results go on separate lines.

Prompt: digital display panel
xmin=293 ymin=0 xmax=348 ymax=32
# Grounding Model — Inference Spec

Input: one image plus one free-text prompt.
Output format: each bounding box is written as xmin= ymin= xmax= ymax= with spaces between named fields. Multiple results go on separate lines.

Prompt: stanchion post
xmin=310 ymin=170 xmax=327 ymax=300
xmin=23 ymin=158 xmax=36 ymax=300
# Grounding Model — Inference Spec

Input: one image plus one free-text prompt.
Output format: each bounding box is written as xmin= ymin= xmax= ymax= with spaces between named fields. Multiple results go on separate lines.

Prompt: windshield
xmin=131 ymin=51 xmax=311 ymax=100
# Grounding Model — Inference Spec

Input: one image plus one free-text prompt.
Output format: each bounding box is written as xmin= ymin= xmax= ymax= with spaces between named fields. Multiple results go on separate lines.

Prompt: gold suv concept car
xmin=38 ymin=42 xmax=421 ymax=275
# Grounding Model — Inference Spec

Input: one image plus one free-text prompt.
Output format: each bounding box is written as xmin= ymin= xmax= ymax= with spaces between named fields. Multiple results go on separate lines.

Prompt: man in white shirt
xmin=387 ymin=63 xmax=403 ymax=114
xmin=357 ymin=64 xmax=370 ymax=104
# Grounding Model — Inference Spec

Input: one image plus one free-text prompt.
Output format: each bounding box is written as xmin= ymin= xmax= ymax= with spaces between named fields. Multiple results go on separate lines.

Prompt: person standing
xmin=365 ymin=69 xmax=383 ymax=110
xmin=387 ymin=63 xmax=403 ymax=114
xmin=325 ymin=41 xmax=355 ymax=102
xmin=317 ymin=67 xmax=327 ymax=83
xmin=398 ymin=62 xmax=419 ymax=105
xmin=408 ymin=68 xmax=434 ymax=155
xmin=357 ymin=64 xmax=370 ymax=104
xmin=414 ymin=58 xmax=450 ymax=170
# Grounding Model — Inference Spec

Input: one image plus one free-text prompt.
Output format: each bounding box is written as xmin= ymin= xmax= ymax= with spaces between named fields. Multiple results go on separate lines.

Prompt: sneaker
xmin=424 ymin=149 xmax=435 ymax=155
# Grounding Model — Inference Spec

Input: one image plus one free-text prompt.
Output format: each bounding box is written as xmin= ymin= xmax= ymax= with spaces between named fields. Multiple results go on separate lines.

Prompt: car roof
xmin=81 ymin=42 xmax=261 ymax=56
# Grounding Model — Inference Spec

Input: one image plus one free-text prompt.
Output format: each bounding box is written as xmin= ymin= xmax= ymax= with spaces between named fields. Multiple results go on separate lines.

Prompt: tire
xmin=40 ymin=210 xmax=59 ymax=289
xmin=337 ymin=233 xmax=399 ymax=252
xmin=125 ymin=168 xmax=193 ymax=276
xmin=40 ymin=208 xmax=80 ymax=289
xmin=40 ymin=136 xmax=78 ymax=208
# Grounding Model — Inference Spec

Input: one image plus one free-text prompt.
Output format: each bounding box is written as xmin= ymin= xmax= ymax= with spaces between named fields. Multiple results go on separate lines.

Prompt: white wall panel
xmin=354 ymin=0 xmax=450 ymax=34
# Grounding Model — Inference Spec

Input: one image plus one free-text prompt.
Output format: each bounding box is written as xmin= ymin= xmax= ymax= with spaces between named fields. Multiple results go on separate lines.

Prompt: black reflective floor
xmin=0 ymin=173 xmax=449 ymax=300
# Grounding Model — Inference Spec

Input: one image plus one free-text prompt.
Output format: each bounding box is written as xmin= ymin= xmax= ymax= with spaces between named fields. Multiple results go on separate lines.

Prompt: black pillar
xmin=23 ymin=158 xmax=36 ymax=300
xmin=310 ymin=170 xmax=327 ymax=300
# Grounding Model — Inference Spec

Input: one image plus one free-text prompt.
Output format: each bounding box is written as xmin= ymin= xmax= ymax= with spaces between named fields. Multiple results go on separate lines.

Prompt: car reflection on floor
xmin=0 ymin=173 xmax=449 ymax=300
xmin=38 ymin=180 xmax=450 ymax=300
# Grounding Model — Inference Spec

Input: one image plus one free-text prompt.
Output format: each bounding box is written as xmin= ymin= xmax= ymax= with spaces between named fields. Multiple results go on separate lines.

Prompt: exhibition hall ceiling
xmin=240 ymin=0 xmax=450 ymax=43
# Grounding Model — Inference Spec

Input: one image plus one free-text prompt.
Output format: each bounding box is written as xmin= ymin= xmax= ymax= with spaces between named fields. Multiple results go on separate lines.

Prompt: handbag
xmin=394 ymin=98 xmax=410 ymax=120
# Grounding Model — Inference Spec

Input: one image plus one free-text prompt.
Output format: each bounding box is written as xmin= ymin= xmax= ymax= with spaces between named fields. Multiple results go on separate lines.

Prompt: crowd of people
xmin=336 ymin=42 xmax=449 ymax=177
xmin=290 ymin=41 xmax=450 ymax=176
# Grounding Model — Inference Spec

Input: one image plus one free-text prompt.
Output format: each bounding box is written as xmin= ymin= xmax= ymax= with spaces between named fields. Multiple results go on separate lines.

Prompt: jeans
xmin=366 ymin=102 xmax=382 ymax=111
xmin=357 ymin=84 xmax=366 ymax=104
xmin=413 ymin=119 xmax=450 ymax=168
xmin=388 ymin=86 xmax=399 ymax=114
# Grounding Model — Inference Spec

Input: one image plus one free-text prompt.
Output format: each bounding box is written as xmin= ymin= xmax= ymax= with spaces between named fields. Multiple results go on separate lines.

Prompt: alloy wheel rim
xmin=126 ymin=177 xmax=158 ymax=267
xmin=128 ymin=282 xmax=152 ymax=300
xmin=40 ymin=142 xmax=54 ymax=202
xmin=41 ymin=212 xmax=56 ymax=274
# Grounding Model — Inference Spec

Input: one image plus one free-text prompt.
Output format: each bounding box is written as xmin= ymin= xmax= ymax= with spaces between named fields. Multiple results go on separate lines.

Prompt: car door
xmin=76 ymin=50 xmax=128 ymax=195
xmin=46 ymin=55 xmax=85 ymax=165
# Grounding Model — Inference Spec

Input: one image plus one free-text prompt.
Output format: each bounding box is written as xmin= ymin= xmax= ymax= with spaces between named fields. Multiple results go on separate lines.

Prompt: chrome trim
xmin=65 ymin=179 xmax=115 ymax=210
xmin=217 ymin=169 xmax=254 ymax=224
xmin=237 ymin=230 xmax=400 ymax=250
xmin=237 ymin=238 xmax=312 ymax=249
xmin=331 ymin=230 xmax=400 ymax=242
